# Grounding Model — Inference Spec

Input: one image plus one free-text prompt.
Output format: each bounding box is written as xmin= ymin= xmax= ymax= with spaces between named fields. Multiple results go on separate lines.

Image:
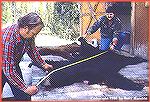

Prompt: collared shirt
xmin=2 ymin=24 xmax=45 ymax=91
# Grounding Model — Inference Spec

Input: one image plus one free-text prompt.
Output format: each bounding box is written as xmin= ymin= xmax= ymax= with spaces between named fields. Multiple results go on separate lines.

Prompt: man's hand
xmin=112 ymin=38 xmax=118 ymax=45
xmin=82 ymin=33 xmax=87 ymax=38
xmin=110 ymin=38 xmax=118 ymax=50
xmin=25 ymin=86 xmax=38 ymax=96
xmin=109 ymin=44 xmax=115 ymax=50
xmin=42 ymin=63 xmax=53 ymax=71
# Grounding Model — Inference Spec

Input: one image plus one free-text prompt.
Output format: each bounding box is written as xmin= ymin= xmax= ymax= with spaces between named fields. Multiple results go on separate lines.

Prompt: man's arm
xmin=112 ymin=17 xmax=122 ymax=39
xmin=27 ymin=45 xmax=46 ymax=67
xmin=87 ymin=17 xmax=102 ymax=35
xmin=114 ymin=17 xmax=122 ymax=33
xmin=26 ymin=41 xmax=53 ymax=70
xmin=110 ymin=17 xmax=122 ymax=50
xmin=2 ymin=41 xmax=27 ymax=91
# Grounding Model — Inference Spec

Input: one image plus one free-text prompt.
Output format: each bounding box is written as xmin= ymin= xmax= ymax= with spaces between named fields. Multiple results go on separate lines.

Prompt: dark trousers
xmin=2 ymin=65 xmax=31 ymax=101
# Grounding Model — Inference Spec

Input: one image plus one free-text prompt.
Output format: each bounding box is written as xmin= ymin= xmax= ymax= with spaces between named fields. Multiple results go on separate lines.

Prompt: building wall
xmin=80 ymin=2 xmax=105 ymax=41
xmin=131 ymin=2 xmax=149 ymax=59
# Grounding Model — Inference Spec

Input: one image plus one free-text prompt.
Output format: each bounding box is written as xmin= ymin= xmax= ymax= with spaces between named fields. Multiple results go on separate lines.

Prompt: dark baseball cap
xmin=106 ymin=6 xmax=116 ymax=13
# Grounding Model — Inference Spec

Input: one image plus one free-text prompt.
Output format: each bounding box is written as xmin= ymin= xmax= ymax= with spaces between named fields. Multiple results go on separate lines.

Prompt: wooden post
xmin=130 ymin=2 xmax=136 ymax=56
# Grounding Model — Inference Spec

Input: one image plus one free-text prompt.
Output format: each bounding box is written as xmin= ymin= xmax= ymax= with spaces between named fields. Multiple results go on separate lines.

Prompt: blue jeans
xmin=99 ymin=37 xmax=112 ymax=50
xmin=2 ymin=65 xmax=31 ymax=101
xmin=99 ymin=32 xmax=129 ymax=51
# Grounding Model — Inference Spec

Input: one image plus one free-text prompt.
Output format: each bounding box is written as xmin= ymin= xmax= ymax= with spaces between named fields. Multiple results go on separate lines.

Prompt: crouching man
xmin=84 ymin=6 xmax=128 ymax=51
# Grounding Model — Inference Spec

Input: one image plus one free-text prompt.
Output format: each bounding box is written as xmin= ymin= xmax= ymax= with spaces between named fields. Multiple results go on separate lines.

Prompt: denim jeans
xmin=99 ymin=37 xmax=112 ymax=50
xmin=99 ymin=32 xmax=129 ymax=51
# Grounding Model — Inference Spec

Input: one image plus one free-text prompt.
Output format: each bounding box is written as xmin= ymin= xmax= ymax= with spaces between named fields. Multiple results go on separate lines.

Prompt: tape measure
xmin=36 ymin=50 xmax=108 ymax=87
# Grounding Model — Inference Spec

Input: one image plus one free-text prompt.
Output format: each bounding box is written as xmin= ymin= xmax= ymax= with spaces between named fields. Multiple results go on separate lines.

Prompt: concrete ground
xmin=2 ymin=51 xmax=148 ymax=101
xmin=31 ymin=56 xmax=148 ymax=101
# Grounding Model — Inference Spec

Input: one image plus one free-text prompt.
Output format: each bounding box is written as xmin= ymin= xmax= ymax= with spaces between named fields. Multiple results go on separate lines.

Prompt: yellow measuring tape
xmin=36 ymin=50 xmax=108 ymax=87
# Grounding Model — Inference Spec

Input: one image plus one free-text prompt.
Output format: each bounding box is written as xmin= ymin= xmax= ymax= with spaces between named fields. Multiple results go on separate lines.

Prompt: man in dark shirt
xmin=2 ymin=12 xmax=53 ymax=101
xmin=84 ymin=6 xmax=122 ymax=51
